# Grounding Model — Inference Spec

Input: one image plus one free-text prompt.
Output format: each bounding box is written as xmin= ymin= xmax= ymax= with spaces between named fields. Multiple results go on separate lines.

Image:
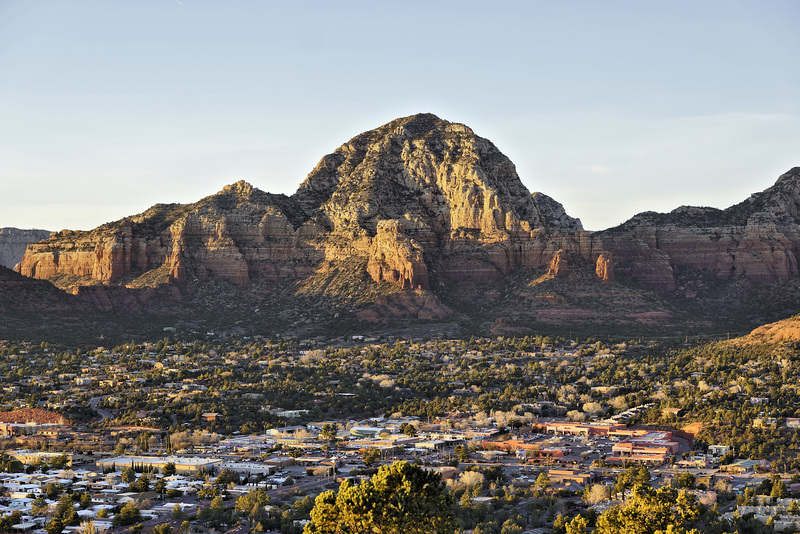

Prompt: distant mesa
xmin=0 ymin=228 xmax=51 ymax=269
xmin=8 ymin=113 xmax=800 ymax=333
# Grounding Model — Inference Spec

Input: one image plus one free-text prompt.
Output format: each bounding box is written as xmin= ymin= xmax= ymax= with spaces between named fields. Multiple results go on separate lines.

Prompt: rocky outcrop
xmin=12 ymin=112 xmax=800 ymax=328
xmin=547 ymin=250 xmax=571 ymax=277
xmin=531 ymin=193 xmax=583 ymax=233
xmin=595 ymin=252 xmax=614 ymax=282
xmin=16 ymin=182 xmax=327 ymax=291
xmin=593 ymin=168 xmax=800 ymax=290
xmin=0 ymin=228 xmax=51 ymax=269
xmin=16 ymin=114 xmax=589 ymax=316
xmin=366 ymin=220 xmax=429 ymax=290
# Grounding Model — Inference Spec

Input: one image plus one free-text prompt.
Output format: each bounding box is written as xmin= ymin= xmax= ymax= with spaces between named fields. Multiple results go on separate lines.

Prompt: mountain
xmin=594 ymin=167 xmax=800 ymax=293
xmin=17 ymin=114 xmax=593 ymax=296
xmin=0 ymin=228 xmax=51 ymax=269
xmin=10 ymin=114 xmax=800 ymax=338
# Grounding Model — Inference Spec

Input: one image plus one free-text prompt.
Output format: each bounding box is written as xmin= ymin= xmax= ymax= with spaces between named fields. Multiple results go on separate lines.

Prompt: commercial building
xmin=608 ymin=431 xmax=679 ymax=465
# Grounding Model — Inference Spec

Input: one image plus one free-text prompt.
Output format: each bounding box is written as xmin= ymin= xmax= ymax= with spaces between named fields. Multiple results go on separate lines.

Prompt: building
xmin=274 ymin=410 xmax=310 ymax=419
xmin=548 ymin=468 xmax=595 ymax=486
xmin=481 ymin=439 xmax=567 ymax=460
xmin=544 ymin=421 xmax=628 ymax=437
xmin=708 ymin=444 xmax=732 ymax=457
xmin=721 ymin=459 xmax=770 ymax=473
xmin=216 ymin=461 xmax=278 ymax=476
xmin=95 ymin=455 xmax=223 ymax=474
xmin=10 ymin=450 xmax=72 ymax=467
xmin=608 ymin=432 xmax=679 ymax=465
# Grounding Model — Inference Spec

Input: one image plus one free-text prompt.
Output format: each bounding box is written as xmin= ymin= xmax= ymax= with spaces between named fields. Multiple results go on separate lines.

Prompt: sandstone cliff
xmin=16 ymin=114 xmax=598 ymax=320
xmin=594 ymin=167 xmax=800 ymax=292
xmin=12 ymin=114 xmax=800 ymax=334
xmin=0 ymin=228 xmax=51 ymax=269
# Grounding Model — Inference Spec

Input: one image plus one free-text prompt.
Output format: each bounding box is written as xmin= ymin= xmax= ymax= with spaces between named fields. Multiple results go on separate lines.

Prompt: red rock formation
xmin=593 ymin=169 xmax=800 ymax=290
xmin=366 ymin=220 xmax=429 ymax=289
xmin=547 ymin=250 xmax=570 ymax=277
xmin=16 ymin=114 xmax=588 ymax=315
xmin=14 ymin=112 xmax=800 ymax=327
xmin=595 ymin=252 xmax=614 ymax=282
xmin=0 ymin=228 xmax=51 ymax=269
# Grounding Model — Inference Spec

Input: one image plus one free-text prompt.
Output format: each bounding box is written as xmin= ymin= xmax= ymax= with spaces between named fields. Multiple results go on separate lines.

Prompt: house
xmin=548 ymin=468 xmax=595 ymax=486
xmin=708 ymin=444 xmax=732 ymax=457
xmin=753 ymin=417 xmax=777 ymax=428
xmin=721 ymin=459 xmax=770 ymax=473
xmin=544 ymin=421 xmax=627 ymax=437
xmin=95 ymin=455 xmax=224 ymax=474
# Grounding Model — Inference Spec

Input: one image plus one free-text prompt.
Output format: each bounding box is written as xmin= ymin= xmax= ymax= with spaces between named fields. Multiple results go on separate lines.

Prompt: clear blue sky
xmin=1 ymin=0 xmax=798 ymax=231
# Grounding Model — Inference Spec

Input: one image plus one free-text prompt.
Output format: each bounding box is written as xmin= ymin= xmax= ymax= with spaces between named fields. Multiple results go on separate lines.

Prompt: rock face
xmin=595 ymin=252 xmax=614 ymax=282
xmin=593 ymin=167 xmax=800 ymax=291
xmin=0 ymin=228 xmax=51 ymax=269
xmin=16 ymin=182 xmax=326 ymax=291
xmin=547 ymin=250 xmax=571 ymax=277
xmin=16 ymin=114 xmax=599 ymax=318
xmin=366 ymin=220 xmax=429 ymax=290
xmin=12 ymin=113 xmax=800 ymax=328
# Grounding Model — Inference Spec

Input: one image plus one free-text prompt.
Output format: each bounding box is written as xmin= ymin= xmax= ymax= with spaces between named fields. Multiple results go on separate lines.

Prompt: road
xmin=89 ymin=395 xmax=114 ymax=422
xmin=265 ymin=476 xmax=337 ymax=496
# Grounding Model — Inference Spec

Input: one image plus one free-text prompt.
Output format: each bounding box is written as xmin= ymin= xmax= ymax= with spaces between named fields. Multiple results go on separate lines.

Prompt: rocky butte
xmin=15 ymin=115 xmax=605 ymax=318
xmin=11 ymin=113 xmax=800 ymax=332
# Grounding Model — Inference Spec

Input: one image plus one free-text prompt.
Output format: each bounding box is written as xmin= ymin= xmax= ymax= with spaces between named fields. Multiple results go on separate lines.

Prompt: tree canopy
xmin=596 ymin=484 xmax=702 ymax=534
xmin=304 ymin=460 xmax=456 ymax=534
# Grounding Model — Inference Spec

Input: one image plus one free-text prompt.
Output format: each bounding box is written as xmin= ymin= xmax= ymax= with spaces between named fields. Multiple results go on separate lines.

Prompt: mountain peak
xmin=220 ymin=180 xmax=257 ymax=198
xmin=295 ymin=113 xmax=582 ymax=236
xmin=383 ymin=113 xmax=474 ymax=139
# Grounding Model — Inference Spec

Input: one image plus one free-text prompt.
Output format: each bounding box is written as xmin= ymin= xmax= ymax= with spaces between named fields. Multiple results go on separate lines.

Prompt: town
xmin=0 ymin=332 xmax=796 ymax=533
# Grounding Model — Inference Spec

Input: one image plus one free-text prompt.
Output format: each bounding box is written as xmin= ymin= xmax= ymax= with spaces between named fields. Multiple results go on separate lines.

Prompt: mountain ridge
xmin=10 ymin=114 xmax=800 ymax=337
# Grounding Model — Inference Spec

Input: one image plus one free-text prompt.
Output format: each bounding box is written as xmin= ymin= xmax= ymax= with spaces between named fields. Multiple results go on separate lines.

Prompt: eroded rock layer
xmin=594 ymin=168 xmax=800 ymax=292
xmin=13 ymin=113 xmax=800 ymax=327
xmin=16 ymin=114 xmax=600 ymax=317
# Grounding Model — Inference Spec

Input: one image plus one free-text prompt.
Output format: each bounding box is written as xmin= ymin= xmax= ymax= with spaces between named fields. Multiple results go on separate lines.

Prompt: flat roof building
xmin=95 ymin=455 xmax=223 ymax=474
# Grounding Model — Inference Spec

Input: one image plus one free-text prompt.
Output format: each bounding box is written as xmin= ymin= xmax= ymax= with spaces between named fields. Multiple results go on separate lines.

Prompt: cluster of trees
xmin=304 ymin=461 xmax=456 ymax=534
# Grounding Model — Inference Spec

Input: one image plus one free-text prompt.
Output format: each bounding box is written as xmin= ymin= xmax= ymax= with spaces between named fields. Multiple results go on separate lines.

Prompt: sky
xmin=1 ymin=1 xmax=798 ymax=232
